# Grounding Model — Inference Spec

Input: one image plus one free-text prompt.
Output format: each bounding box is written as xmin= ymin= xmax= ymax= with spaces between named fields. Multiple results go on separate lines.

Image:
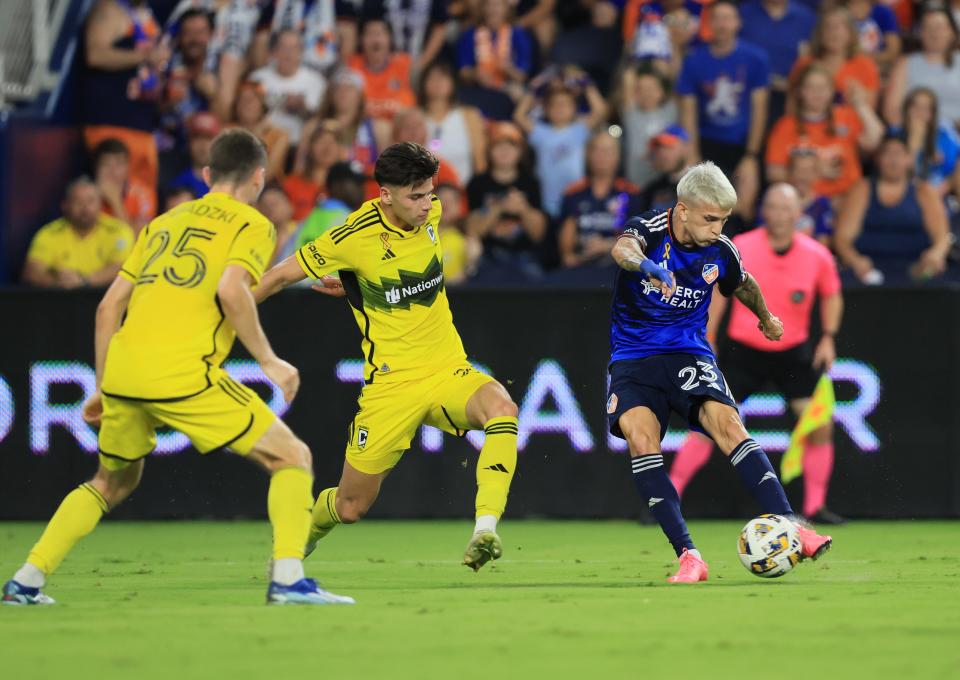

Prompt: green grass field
xmin=2 ymin=520 xmax=958 ymax=680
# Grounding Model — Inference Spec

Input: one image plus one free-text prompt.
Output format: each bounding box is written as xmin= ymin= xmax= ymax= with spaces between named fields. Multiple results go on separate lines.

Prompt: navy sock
xmin=729 ymin=439 xmax=794 ymax=515
xmin=631 ymin=454 xmax=695 ymax=557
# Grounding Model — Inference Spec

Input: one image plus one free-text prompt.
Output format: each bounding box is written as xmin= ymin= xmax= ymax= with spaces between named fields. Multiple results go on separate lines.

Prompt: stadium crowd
xmin=23 ymin=0 xmax=960 ymax=288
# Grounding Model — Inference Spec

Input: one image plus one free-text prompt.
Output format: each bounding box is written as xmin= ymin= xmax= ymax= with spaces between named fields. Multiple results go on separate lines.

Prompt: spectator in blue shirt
xmin=514 ymin=69 xmax=608 ymax=218
xmin=895 ymin=87 xmax=960 ymax=196
xmin=739 ymin=0 xmax=816 ymax=124
xmin=677 ymin=0 xmax=770 ymax=222
xmin=847 ymin=0 xmax=901 ymax=74
xmin=558 ymin=130 xmax=643 ymax=269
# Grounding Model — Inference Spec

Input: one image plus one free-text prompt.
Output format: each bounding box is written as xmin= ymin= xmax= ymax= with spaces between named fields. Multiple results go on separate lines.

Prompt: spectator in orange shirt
xmin=92 ymin=138 xmax=156 ymax=232
xmin=766 ymin=63 xmax=884 ymax=198
xmin=790 ymin=6 xmax=881 ymax=109
xmin=348 ymin=18 xmax=415 ymax=121
xmin=282 ymin=120 xmax=345 ymax=221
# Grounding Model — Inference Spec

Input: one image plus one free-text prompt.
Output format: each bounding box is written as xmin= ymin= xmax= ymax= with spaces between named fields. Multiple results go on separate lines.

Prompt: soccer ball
xmin=737 ymin=514 xmax=802 ymax=578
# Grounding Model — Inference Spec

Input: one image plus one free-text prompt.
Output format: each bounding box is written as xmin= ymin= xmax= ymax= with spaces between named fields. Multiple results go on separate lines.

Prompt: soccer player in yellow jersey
xmin=2 ymin=130 xmax=353 ymax=606
xmin=256 ymin=142 xmax=519 ymax=571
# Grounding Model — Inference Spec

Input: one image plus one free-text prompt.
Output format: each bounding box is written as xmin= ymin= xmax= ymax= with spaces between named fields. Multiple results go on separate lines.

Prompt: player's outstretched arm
xmin=253 ymin=255 xmax=308 ymax=304
xmin=733 ymin=273 xmax=783 ymax=341
xmin=611 ymin=235 xmax=676 ymax=297
xmin=219 ymin=265 xmax=300 ymax=403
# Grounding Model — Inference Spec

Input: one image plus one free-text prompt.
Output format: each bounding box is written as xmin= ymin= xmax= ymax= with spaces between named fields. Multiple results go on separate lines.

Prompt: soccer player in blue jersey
xmin=606 ymin=162 xmax=833 ymax=583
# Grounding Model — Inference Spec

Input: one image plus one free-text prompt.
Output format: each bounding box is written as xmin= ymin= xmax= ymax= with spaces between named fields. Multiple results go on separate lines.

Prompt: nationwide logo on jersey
xmin=702 ymin=263 xmax=718 ymax=284
xmin=360 ymin=254 xmax=445 ymax=312
xmin=380 ymin=232 xmax=397 ymax=260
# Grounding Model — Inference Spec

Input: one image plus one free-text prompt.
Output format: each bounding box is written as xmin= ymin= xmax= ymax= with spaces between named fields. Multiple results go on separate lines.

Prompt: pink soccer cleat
xmin=796 ymin=523 xmax=832 ymax=561
xmin=668 ymin=548 xmax=709 ymax=583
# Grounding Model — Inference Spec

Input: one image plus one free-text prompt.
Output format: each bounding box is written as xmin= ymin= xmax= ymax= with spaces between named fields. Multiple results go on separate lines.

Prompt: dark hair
xmin=374 ymin=142 xmax=439 ymax=187
xmin=359 ymin=17 xmax=392 ymax=43
xmin=902 ymin=87 xmax=939 ymax=179
xmin=919 ymin=6 xmax=960 ymax=67
xmin=634 ymin=62 xmax=671 ymax=97
xmin=270 ymin=28 xmax=302 ymax=51
xmin=63 ymin=175 xmax=97 ymax=201
xmin=416 ymin=60 xmax=458 ymax=109
xmin=208 ymin=129 xmax=267 ymax=184
xmin=92 ymin=138 xmax=129 ymax=167
xmin=879 ymin=130 xmax=909 ymax=149
xmin=178 ymin=8 xmax=214 ymax=31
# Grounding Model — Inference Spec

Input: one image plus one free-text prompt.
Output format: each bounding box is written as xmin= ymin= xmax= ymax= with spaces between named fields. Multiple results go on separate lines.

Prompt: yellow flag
xmin=781 ymin=374 xmax=835 ymax=483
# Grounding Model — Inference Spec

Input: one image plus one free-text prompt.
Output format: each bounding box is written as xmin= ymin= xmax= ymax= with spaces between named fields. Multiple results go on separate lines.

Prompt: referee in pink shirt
xmin=670 ymin=183 xmax=846 ymax=524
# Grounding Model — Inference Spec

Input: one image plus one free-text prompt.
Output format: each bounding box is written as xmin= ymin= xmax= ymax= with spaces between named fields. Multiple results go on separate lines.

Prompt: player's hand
xmin=262 ymin=357 xmax=300 ymax=403
xmin=639 ymin=259 xmax=676 ymax=298
xmin=82 ymin=391 xmax=103 ymax=427
xmin=758 ymin=314 xmax=783 ymax=341
xmin=310 ymin=275 xmax=346 ymax=298
xmin=812 ymin=335 xmax=836 ymax=371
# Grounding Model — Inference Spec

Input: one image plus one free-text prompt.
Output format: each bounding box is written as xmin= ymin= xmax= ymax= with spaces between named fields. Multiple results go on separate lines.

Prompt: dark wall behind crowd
xmin=0 ymin=287 xmax=958 ymax=520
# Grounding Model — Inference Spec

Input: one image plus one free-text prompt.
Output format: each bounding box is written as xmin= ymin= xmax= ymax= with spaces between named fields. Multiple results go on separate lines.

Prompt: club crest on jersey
xmin=357 ymin=426 xmax=369 ymax=450
xmin=702 ymin=264 xmax=718 ymax=284
xmin=380 ymin=233 xmax=397 ymax=260
xmin=426 ymin=224 xmax=436 ymax=242
xmin=607 ymin=393 xmax=618 ymax=414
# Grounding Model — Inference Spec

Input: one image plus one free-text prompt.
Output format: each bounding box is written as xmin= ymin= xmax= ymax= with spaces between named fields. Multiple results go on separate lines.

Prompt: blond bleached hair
xmin=676 ymin=161 xmax=738 ymax=211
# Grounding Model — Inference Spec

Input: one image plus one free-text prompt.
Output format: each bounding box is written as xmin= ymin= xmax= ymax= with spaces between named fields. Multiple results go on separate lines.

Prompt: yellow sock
xmin=476 ymin=416 xmax=518 ymax=519
xmin=27 ymin=483 xmax=108 ymax=574
xmin=268 ymin=467 xmax=314 ymax=561
xmin=309 ymin=487 xmax=342 ymax=542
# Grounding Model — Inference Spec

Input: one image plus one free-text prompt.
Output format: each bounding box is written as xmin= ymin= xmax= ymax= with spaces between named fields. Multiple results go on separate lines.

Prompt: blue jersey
xmin=610 ymin=208 xmax=746 ymax=363
xmin=676 ymin=40 xmax=770 ymax=145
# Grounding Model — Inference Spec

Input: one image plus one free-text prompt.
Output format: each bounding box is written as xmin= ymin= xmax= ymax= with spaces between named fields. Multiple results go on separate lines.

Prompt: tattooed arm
xmin=733 ymin=272 xmax=783 ymax=341
xmin=612 ymin=234 xmax=677 ymax=297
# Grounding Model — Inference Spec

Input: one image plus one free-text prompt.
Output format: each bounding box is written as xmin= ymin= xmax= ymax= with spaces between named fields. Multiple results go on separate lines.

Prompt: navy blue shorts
xmin=607 ymin=354 xmax=738 ymax=440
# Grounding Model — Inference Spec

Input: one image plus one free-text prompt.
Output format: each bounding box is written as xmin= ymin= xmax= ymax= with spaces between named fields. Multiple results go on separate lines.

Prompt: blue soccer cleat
xmin=266 ymin=578 xmax=355 ymax=605
xmin=2 ymin=580 xmax=56 ymax=606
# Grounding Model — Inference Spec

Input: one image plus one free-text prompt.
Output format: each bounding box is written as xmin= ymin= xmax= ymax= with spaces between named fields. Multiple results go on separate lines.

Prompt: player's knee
xmin=274 ymin=437 xmax=312 ymax=472
xmin=627 ymin=431 xmax=661 ymax=455
xmin=490 ymin=397 xmax=518 ymax=420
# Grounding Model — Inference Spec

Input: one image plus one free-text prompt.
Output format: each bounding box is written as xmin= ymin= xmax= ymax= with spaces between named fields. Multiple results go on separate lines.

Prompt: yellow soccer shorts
xmin=98 ymin=377 xmax=277 ymax=470
xmin=346 ymin=361 xmax=495 ymax=474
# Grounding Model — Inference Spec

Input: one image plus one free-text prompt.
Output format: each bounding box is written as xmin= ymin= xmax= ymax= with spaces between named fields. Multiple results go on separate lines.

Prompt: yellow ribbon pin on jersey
xmin=781 ymin=374 xmax=835 ymax=484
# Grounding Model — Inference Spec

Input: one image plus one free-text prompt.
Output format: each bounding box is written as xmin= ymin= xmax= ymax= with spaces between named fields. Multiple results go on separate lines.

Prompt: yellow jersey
xmin=295 ymin=196 xmax=466 ymax=384
xmin=26 ymin=215 xmax=134 ymax=276
xmin=102 ymin=192 xmax=276 ymax=400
